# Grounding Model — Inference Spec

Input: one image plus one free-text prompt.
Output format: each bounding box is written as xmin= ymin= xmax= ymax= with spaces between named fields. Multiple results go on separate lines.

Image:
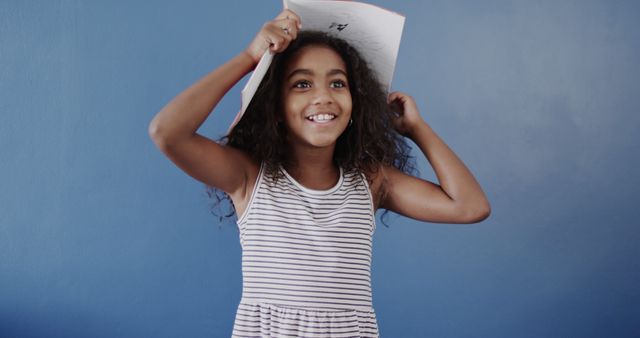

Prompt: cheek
xmin=283 ymin=99 xmax=300 ymax=118
xmin=342 ymin=94 xmax=353 ymax=116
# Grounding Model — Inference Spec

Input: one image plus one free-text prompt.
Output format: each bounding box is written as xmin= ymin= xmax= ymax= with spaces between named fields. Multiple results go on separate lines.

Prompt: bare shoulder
xmin=362 ymin=165 xmax=388 ymax=212
xmin=225 ymin=148 xmax=260 ymax=216
xmin=364 ymin=165 xmax=413 ymax=211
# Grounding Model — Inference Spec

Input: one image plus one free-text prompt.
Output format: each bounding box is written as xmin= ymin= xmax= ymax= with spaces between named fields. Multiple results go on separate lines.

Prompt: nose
xmin=311 ymin=86 xmax=333 ymax=105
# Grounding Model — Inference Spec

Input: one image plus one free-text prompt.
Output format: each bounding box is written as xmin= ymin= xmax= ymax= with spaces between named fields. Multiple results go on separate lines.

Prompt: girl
xmin=149 ymin=8 xmax=490 ymax=338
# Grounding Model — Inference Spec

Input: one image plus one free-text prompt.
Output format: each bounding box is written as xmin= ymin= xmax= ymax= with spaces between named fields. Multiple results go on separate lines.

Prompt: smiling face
xmin=281 ymin=44 xmax=353 ymax=151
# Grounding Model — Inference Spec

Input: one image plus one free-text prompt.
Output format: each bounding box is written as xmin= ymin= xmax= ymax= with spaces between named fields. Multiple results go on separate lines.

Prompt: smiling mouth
xmin=306 ymin=113 xmax=336 ymax=123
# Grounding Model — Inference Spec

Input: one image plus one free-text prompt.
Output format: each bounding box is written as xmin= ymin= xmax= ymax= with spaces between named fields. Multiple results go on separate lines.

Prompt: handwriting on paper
xmin=329 ymin=22 xmax=349 ymax=32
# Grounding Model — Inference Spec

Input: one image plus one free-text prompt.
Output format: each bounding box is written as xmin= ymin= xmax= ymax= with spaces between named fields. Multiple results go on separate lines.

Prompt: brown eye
xmin=294 ymin=80 xmax=311 ymax=89
xmin=330 ymin=80 xmax=347 ymax=88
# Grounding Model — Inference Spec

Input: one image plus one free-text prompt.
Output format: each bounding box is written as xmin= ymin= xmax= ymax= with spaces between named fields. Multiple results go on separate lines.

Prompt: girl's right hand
xmin=244 ymin=9 xmax=302 ymax=64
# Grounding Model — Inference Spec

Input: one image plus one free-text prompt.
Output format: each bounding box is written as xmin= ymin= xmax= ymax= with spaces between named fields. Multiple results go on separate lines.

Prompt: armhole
xmin=359 ymin=171 xmax=377 ymax=234
xmin=236 ymin=162 xmax=264 ymax=226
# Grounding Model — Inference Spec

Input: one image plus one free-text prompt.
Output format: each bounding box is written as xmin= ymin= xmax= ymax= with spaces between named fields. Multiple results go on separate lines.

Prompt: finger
xmin=388 ymin=92 xmax=413 ymax=110
xmin=387 ymin=93 xmax=406 ymax=114
xmin=265 ymin=26 xmax=293 ymax=53
xmin=276 ymin=9 xmax=302 ymax=29
xmin=389 ymin=102 xmax=404 ymax=116
xmin=268 ymin=34 xmax=287 ymax=53
xmin=387 ymin=91 xmax=403 ymax=103
xmin=274 ymin=18 xmax=299 ymax=40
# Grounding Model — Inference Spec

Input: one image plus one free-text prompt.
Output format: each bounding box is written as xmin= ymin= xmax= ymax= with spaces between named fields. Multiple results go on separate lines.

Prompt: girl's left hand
xmin=388 ymin=91 xmax=425 ymax=137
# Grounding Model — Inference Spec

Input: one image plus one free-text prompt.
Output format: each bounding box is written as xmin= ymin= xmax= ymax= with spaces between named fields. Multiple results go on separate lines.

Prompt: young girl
xmin=149 ymin=9 xmax=490 ymax=338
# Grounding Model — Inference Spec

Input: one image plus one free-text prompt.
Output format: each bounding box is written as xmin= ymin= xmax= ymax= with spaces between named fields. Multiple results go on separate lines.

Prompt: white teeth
xmin=307 ymin=114 xmax=336 ymax=122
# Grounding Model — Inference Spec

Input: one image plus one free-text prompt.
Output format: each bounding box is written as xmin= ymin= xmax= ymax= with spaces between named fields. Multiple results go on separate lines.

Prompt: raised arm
xmin=379 ymin=92 xmax=491 ymax=224
xmin=148 ymin=10 xmax=301 ymax=199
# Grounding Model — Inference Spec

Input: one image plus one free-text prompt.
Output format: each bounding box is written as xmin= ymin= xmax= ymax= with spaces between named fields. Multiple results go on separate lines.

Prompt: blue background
xmin=2 ymin=0 xmax=639 ymax=337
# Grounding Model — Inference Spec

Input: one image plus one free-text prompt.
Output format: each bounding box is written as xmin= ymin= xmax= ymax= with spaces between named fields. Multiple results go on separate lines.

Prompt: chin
xmin=307 ymin=138 xmax=339 ymax=148
xmin=295 ymin=132 xmax=338 ymax=148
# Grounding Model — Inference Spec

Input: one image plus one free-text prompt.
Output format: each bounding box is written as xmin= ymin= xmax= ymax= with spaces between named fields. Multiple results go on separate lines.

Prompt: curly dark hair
xmin=206 ymin=31 xmax=415 ymax=227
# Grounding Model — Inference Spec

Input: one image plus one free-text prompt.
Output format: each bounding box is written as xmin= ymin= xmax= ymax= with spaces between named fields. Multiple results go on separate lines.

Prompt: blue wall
xmin=2 ymin=1 xmax=638 ymax=337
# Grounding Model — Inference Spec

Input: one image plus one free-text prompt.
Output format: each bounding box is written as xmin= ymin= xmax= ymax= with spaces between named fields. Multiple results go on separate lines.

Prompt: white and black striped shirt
xmin=232 ymin=163 xmax=379 ymax=337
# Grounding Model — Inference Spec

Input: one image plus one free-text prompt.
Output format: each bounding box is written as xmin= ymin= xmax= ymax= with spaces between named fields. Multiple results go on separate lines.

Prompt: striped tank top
xmin=231 ymin=163 xmax=379 ymax=337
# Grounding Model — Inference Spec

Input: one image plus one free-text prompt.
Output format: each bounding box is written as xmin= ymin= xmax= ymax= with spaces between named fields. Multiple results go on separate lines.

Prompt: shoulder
xmin=362 ymin=164 xmax=426 ymax=212
xmin=361 ymin=165 xmax=393 ymax=211
xmin=227 ymin=151 xmax=261 ymax=216
xmin=228 ymin=147 xmax=261 ymax=189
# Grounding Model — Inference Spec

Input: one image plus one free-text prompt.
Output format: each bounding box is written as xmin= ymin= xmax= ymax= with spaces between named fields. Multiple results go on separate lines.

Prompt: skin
xmin=148 ymin=9 xmax=491 ymax=224
xmin=281 ymin=45 xmax=352 ymax=190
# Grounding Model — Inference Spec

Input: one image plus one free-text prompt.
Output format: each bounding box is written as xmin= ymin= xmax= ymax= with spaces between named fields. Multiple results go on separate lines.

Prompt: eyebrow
xmin=286 ymin=68 xmax=347 ymax=80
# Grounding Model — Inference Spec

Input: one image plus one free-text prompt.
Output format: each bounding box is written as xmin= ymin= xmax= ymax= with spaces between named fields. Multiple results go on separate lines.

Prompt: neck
xmin=284 ymin=143 xmax=339 ymax=190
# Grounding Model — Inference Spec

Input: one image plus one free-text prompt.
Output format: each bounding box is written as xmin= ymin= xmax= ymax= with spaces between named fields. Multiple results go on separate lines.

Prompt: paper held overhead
xmin=231 ymin=0 xmax=405 ymax=132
